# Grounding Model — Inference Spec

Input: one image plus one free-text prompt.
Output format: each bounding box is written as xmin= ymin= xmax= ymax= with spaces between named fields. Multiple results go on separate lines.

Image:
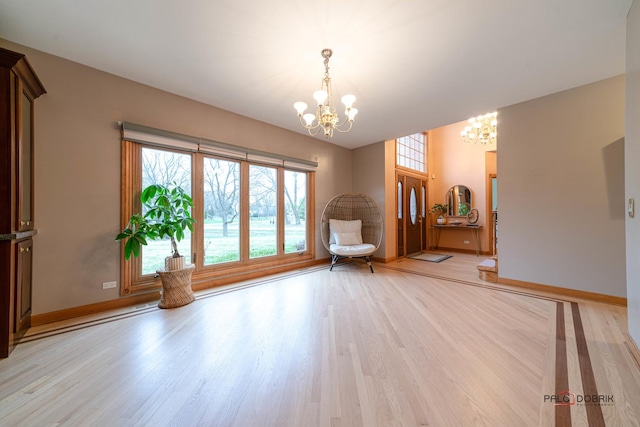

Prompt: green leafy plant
xmin=116 ymin=184 xmax=195 ymax=260
xmin=429 ymin=203 xmax=449 ymax=216
xmin=458 ymin=202 xmax=470 ymax=216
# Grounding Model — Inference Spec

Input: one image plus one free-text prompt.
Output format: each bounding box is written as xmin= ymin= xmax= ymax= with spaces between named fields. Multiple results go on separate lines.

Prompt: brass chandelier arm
xmin=333 ymin=118 xmax=354 ymax=133
xmin=297 ymin=115 xmax=322 ymax=136
xmin=298 ymin=113 xmax=354 ymax=137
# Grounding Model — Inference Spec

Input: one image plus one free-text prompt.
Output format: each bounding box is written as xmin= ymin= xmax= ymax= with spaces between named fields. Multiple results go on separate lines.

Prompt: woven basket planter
xmin=156 ymin=264 xmax=195 ymax=309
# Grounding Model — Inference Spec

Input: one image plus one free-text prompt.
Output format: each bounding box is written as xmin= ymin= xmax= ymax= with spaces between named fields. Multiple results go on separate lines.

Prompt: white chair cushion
xmin=330 ymin=243 xmax=376 ymax=257
xmin=334 ymin=231 xmax=361 ymax=246
xmin=329 ymin=219 xmax=363 ymax=245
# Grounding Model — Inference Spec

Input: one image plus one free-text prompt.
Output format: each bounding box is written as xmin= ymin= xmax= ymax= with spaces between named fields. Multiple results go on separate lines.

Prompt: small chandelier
xmin=461 ymin=112 xmax=497 ymax=144
xmin=294 ymin=48 xmax=358 ymax=138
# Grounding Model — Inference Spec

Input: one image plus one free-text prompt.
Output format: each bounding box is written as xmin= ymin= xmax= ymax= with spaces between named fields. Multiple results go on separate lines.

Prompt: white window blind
xmin=120 ymin=122 xmax=318 ymax=171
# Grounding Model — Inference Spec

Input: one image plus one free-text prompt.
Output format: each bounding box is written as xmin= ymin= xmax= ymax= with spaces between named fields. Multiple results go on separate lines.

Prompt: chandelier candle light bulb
xmin=461 ymin=111 xmax=498 ymax=144
xmin=313 ymin=90 xmax=328 ymax=105
xmin=294 ymin=48 xmax=358 ymax=138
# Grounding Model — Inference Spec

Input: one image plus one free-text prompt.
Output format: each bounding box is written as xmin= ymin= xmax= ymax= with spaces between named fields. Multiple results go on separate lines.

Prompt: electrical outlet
xmin=102 ymin=281 xmax=117 ymax=290
xmin=463 ymin=240 xmax=470 ymax=245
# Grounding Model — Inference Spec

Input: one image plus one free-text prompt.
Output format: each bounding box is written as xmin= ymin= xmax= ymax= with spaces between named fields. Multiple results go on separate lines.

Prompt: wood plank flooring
xmin=1 ymin=253 xmax=639 ymax=426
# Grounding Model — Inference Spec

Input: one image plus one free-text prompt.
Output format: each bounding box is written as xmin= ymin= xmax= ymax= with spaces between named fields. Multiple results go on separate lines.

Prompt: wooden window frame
xmin=395 ymin=132 xmax=427 ymax=174
xmin=120 ymin=139 xmax=315 ymax=296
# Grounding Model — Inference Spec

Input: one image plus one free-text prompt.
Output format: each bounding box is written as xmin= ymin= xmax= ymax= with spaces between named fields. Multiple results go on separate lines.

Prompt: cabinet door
xmin=15 ymin=239 xmax=32 ymax=333
xmin=18 ymin=91 xmax=34 ymax=231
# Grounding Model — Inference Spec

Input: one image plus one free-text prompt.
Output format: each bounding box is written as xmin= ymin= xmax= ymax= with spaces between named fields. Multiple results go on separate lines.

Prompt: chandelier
xmin=460 ymin=112 xmax=497 ymax=144
xmin=294 ymin=48 xmax=358 ymax=138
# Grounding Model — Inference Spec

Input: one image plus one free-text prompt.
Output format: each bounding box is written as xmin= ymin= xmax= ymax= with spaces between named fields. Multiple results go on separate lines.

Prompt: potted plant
xmin=430 ymin=203 xmax=449 ymax=224
xmin=116 ymin=183 xmax=196 ymax=308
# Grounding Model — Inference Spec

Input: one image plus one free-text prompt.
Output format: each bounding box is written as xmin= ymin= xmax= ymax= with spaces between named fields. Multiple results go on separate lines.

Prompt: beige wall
xmin=0 ymin=39 xmax=353 ymax=314
xmin=626 ymin=0 xmax=640 ymax=345
xmin=352 ymin=141 xmax=387 ymax=259
xmin=499 ymin=75 xmax=626 ymax=297
xmin=428 ymin=121 xmax=495 ymax=253
xmin=383 ymin=140 xmax=398 ymax=261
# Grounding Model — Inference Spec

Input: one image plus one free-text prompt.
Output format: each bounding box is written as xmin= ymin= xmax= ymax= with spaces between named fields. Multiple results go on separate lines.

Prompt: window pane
xmin=141 ymin=147 xmax=192 ymax=274
xmin=249 ymin=165 xmax=277 ymax=258
xmin=284 ymin=171 xmax=306 ymax=253
xmin=203 ymin=158 xmax=240 ymax=265
xmin=396 ymin=132 xmax=426 ymax=172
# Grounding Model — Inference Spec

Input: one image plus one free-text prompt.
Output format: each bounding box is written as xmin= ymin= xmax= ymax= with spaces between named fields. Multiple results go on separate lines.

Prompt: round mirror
xmin=447 ymin=185 xmax=472 ymax=216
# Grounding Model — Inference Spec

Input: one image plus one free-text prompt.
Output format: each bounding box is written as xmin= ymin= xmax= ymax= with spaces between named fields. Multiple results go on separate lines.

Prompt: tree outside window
xmin=141 ymin=147 xmax=192 ymax=274
xmin=203 ymin=158 xmax=240 ymax=265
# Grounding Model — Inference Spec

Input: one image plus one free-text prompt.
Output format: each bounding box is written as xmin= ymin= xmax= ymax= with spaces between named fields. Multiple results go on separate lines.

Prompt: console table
xmin=431 ymin=224 xmax=483 ymax=256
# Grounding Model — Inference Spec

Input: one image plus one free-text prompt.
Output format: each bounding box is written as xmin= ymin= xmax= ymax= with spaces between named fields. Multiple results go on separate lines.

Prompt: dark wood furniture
xmin=431 ymin=224 xmax=483 ymax=256
xmin=0 ymin=47 xmax=46 ymax=358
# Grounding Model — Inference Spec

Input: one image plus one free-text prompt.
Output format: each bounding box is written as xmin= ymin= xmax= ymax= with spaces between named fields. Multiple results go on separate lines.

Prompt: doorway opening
xmin=488 ymin=174 xmax=498 ymax=255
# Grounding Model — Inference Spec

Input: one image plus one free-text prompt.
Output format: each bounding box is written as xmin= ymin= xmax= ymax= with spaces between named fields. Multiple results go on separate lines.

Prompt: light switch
xmin=629 ymin=198 xmax=635 ymax=219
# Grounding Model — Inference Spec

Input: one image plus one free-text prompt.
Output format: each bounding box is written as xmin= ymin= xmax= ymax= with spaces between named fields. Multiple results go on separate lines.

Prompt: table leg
xmin=473 ymin=228 xmax=481 ymax=256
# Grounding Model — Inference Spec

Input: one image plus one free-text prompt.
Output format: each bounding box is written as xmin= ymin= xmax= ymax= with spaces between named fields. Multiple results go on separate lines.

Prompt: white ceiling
xmin=0 ymin=0 xmax=633 ymax=149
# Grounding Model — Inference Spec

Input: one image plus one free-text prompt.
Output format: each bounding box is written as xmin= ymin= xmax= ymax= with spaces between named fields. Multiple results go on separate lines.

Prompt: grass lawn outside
xmin=141 ymin=218 xmax=306 ymax=274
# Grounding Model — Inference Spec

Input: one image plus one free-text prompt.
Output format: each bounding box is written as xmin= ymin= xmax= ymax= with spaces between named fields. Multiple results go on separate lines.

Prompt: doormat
xmin=408 ymin=252 xmax=453 ymax=263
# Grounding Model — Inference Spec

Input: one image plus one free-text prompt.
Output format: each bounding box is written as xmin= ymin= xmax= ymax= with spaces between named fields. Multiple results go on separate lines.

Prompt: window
xmin=119 ymin=126 xmax=315 ymax=296
xmin=397 ymin=181 xmax=403 ymax=219
xmin=284 ymin=170 xmax=307 ymax=253
xmin=249 ymin=165 xmax=278 ymax=258
xmin=396 ymin=132 xmax=426 ymax=173
xmin=141 ymin=147 xmax=192 ymax=274
xmin=409 ymin=187 xmax=417 ymax=225
xmin=203 ymin=157 xmax=240 ymax=265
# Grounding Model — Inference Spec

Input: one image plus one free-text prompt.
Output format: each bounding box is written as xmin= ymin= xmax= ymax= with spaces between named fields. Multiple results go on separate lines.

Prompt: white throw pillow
xmin=329 ymin=219 xmax=363 ymax=244
xmin=334 ymin=231 xmax=361 ymax=246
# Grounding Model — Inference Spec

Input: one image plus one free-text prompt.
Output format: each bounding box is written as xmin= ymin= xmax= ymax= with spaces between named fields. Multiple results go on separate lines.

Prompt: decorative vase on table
xmin=437 ymin=215 xmax=446 ymax=225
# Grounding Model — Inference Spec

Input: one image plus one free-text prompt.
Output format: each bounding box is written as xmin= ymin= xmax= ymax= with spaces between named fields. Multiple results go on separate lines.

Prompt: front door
xmin=405 ymin=175 xmax=422 ymax=255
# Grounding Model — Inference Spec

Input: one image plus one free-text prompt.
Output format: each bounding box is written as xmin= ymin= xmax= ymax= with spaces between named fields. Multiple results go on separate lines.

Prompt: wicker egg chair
xmin=321 ymin=193 xmax=383 ymax=273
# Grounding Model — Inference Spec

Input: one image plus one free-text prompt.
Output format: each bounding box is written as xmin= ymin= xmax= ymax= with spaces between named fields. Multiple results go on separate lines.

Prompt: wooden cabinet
xmin=0 ymin=47 xmax=46 ymax=358
xmin=15 ymin=239 xmax=34 ymax=334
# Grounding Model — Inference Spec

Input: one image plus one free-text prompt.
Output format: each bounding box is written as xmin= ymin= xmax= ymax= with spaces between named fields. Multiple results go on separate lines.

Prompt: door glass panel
xmin=21 ymin=94 xmax=32 ymax=226
xmin=422 ymin=186 xmax=426 ymax=217
xmin=397 ymin=182 xmax=403 ymax=219
xmin=203 ymin=158 xmax=240 ymax=265
xmin=410 ymin=187 xmax=417 ymax=225
xmin=141 ymin=147 xmax=192 ymax=274
xmin=284 ymin=170 xmax=306 ymax=253
xmin=249 ymin=165 xmax=277 ymax=258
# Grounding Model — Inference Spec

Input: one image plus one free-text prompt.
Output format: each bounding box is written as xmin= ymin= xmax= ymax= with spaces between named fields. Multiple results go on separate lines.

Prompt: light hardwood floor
xmin=1 ymin=253 xmax=639 ymax=426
